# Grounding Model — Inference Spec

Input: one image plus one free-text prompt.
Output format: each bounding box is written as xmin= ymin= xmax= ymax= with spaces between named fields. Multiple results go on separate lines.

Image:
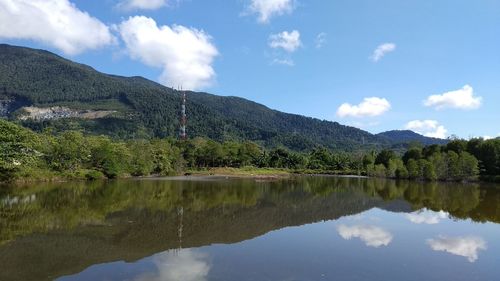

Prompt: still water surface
xmin=0 ymin=176 xmax=499 ymax=281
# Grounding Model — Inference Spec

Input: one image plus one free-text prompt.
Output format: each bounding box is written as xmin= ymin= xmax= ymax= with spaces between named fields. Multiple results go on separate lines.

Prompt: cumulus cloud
xmin=117 ymin=0 xmax=168 ymax=11
xmin=370 ymin=43 xmax=396 ymax=62
xmin=135 ymin=249 xmax=210 ymax=281
xmin=269 ymin=30 xmax=301 ymax=53
xmin=427 ymin=236 xmax=487 ymax=263
xmin=246 ymin=0 xmax=294 ymax=23
xmin=482 ymin=134 xmax=500 ymax=140
xmin=0 ymin=0 xmax=115 ymax=55
xmin=315 ymin=32 xmax=327 ymax=49
xmin=424 ymin=85 xmax=482 ymax=110
xmin=405 ymin=120 xmax=448 ymax=139
xmin=406 ymin=209 xmax=449 ymax=225
xmin=118 ymin=16 xmax=218 ymax=90
xmin=337 ymin=224 xmax=393 ymax=248
xmin=336 ymin=97 xmax=391 ymax=118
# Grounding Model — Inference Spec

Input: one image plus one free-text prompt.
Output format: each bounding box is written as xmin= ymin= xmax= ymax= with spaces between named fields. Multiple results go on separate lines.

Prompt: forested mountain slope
xmin=0 ymin=44 xmax=443 ymax=151
xmin=377 ymin=130 xmax=448 ymax=146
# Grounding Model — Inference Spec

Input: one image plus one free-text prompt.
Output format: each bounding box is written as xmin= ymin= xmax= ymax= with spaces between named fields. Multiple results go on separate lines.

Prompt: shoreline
xmin=2 ymin=167 xmax=496 ymax=186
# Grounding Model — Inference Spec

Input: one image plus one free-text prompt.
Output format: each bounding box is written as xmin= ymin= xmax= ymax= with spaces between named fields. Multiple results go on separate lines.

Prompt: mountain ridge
xmin=377 ymin=130 xmax=448 ymax=146
xmin=0 ymin=44 xmax=445 ymax=151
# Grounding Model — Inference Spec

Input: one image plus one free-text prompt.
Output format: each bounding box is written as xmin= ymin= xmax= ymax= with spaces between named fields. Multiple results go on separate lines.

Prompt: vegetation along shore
xmin=1 ymin=119 xmax=499 ymax=184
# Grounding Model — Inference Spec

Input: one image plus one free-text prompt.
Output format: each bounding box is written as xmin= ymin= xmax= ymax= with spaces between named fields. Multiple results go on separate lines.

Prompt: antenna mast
xmin=179 ymin=87 xmax=187 ymax=140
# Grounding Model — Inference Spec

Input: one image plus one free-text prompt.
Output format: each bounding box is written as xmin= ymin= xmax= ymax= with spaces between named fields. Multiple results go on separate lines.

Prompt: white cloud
xmin=0 ymin=0 xmax=116 ymax=55
xmin=272 ymin=58 xmax=295 ymax=66
xmin=337 ymin=224 xmax=393 ymax=248
xmin=370 ymin=43 xmax=396 ymax=62
xmin=117 ymin=0 xmax=168 ymax=11
xmin=336 ymin=97 xmax=391 ymax=118
xmin=247 ymin=0 xmax=294 ymax=23
xmin=481 ymin=134 xmax=500 ymax=140
xmin=427 ymin=236 xmax=487 ymax=263
xmin=269 ymin=30 xmax=301 ymax=53
xmin=424 ymin=85 xmax=482 ymax=110
xmin=406 ymin=209 xmax=449 ymax=225
xmin=118 ymin=16 xmax=218 ymax=90
xmin=315 ymin=32 xmax=327 ymax=49
xmin=405 ymin=120 xmax=448 ymax=139
xmin=135 ymin=249 xmax=210 ymax=281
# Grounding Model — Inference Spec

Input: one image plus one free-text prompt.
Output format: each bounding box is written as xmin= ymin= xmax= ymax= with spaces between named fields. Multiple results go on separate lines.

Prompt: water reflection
xmin=337 ymin=225 xmax=393 ymax=248
xmin=427 ymin=236 xmax=487 ymax=263
xmin=405 ymin=209 xmax=449 ymax=225
xmin=135 ymin=250 xmax=210 ymax=281
xmin=0 ymin=176 xmax=499 ymax=281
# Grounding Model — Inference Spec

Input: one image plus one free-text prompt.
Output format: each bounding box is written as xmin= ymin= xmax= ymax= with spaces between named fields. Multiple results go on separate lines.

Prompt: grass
xmin=186 ymin=167 xmax=291 ymax=178
xmin=186 ymin=167 xmax=365 ymax=178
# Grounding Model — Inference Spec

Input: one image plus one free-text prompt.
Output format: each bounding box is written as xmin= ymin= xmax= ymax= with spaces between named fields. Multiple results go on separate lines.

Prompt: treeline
xmin=365 ymin=139 xmax=500 ymax=181
xmin=1 ymin=119 xmax=499 ymax=182
xmin=0 ymin=118 xmax=370 ymax=181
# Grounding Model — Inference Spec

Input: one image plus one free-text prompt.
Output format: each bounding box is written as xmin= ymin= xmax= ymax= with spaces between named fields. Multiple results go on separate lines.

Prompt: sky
xmin=0 ymin=0 xmax=499 ymax=139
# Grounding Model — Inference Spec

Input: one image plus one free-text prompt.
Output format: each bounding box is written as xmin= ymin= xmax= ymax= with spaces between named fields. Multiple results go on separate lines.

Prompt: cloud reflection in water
xmin=406 ymin=209 xmax=449 ymax=225
xmin=135 ymin=249 xmax=210 ymax=281
xmin=337 ymin=224 xmax=393 ymax=248
xmin=427 ymin=236 xmax=487 ymax=262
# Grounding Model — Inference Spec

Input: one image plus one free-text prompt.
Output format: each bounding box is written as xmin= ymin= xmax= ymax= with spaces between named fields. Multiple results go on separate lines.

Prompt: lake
xmin=0 ymin=176 xmax=499 ymax=281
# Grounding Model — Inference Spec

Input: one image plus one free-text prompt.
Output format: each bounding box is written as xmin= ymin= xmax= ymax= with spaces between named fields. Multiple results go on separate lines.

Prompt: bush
xmin=85 ymin=170 xmax=106 ymax=180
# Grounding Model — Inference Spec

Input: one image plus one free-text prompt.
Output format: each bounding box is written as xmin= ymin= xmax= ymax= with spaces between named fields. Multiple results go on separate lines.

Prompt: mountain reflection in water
xmin=0 ymin=176 xmax=499 ymax=281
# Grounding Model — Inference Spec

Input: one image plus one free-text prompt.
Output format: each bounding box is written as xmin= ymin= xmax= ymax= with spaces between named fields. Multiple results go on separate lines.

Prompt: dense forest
xmin=1 ymin=119 xmax=498 ymax=183
xmin=0 ymin=44 xmax=445 ymax=151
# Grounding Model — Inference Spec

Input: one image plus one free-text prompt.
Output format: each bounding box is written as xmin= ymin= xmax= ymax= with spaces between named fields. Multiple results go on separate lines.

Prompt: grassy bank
xmin=186 ymin=167 xmax=365 ymax=178
xmin=186 ymin=167 xmax=291 ymax=178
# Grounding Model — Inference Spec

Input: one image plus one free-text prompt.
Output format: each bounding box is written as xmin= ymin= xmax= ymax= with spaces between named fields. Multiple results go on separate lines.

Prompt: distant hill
xmin=0 ymin=44 xmax=445 ymax=151
xmin=377 ymin=130 xmax=448 ymax=146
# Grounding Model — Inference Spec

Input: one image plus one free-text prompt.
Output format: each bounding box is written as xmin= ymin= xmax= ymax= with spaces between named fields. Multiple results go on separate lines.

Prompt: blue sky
xmin=1 ymin=0 xmax=499 ymax=138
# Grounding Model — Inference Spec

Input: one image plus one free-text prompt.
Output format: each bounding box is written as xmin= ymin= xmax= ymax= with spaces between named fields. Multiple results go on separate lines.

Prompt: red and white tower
xmin=179 ymin=88 xmax=187 ymax=140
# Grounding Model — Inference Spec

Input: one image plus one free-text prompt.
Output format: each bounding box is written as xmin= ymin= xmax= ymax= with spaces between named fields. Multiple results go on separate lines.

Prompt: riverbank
xmin=186 ymin=167 xmax=366 ymax=178
xmin=3 ymin=167 xmax=364 ymax=185
xmin=5 ymin=167 xmax=492 ymax=185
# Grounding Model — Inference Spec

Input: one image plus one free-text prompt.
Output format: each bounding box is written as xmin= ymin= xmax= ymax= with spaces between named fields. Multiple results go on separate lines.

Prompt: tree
xmin=0 ymin=119 xmax=40 ymax=181
xmin=403 ymin=147 xmax=422 ymax=165
xmin=88 ymin=136 xmax=129 ymax=178
xmin=446 ymin=140 xmax=467 ymax=154
xmin=421 ymin=159 xmax=437 ymax=181
xmin=388 ymin=158 xmax=406 ymax=179
xmin=446 ymin=151 xmax=460 ymax=180
xmin=458 ymin=151 xmax=479 ymax=180
xmin=309 ymin=148 xmax=332 ymax=170
xmin=128 ymin=140 xmax=154 ymax=176
xmin=407 ymin=159 xmax=420 ymax=179
xmin=428 ymin=152 xmax=447 ymax=180
xmin=237 ymin=141 xmax=262 ymax=167
xmin=47 ymin=131 xmax=89 ymax=172
xmin=375 ymin=150 xmax=397 ymax=168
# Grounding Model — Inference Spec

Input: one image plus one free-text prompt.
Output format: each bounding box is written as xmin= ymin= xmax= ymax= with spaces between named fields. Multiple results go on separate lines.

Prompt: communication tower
xmin=179 ymin=88 xmax=187 ymax=140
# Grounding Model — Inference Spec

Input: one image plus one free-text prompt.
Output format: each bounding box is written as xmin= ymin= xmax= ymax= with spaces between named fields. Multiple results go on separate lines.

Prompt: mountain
xmin=377 ymin=130 xmax=448 ymax=146
xmin=0 ymin=44 xmax=444 ymax=151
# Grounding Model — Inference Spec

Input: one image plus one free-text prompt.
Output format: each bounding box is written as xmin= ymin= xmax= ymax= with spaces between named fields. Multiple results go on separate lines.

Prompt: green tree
xmin=421 ymin=159 xmax=437 ymax=181
xmin=47 ymin=131 xmax=89 ymax=172
xmin=406 ymin=159 xmax=420 ymax=179
xmin=0 ymin=119 xmax=40 ymax=181
xmin=88 ymin=136 xmax=129 ymax=178
xmin=375 ymin=150 xmax=397 ymax=168
xmin=458 ymin=151 xmax=479 ymax=180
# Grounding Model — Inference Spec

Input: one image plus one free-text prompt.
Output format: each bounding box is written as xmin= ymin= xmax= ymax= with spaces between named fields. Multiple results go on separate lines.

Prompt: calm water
xmin=0 ymin=176 xmax=499 ymax=281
